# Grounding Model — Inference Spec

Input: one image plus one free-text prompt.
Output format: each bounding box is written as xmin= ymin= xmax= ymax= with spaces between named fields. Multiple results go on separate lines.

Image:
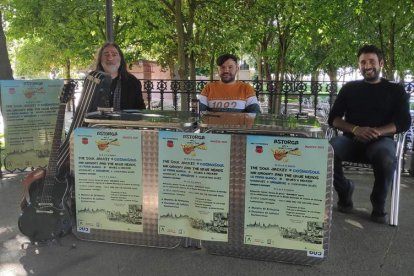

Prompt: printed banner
xmin=0 ymin=80 xmax=63 ymax=170
xmin=244 ymin=136 xmax=328 ymax=252
xmin=74 ymin=128 xmax=143 ymax=233
xmin=158 ymin=131 xmax=231 ymax=241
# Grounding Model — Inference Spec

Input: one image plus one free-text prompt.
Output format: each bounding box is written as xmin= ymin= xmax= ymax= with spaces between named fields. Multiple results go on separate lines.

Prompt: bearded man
xmin=95 ymin=42 xmax=146 ymax=110
xmin=199 ymin=54 xmax=261 ymax=114
xmin=328 ymin=44 xmax=411 ymax=224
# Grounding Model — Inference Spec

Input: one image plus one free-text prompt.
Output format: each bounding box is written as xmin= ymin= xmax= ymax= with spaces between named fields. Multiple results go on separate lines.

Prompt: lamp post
xmin=106 ymin=0 xmax=114 ymax=42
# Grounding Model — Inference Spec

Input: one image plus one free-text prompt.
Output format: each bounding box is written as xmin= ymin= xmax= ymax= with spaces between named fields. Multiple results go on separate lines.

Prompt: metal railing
xmin=68 ymin=79 xmax=414 ymax=120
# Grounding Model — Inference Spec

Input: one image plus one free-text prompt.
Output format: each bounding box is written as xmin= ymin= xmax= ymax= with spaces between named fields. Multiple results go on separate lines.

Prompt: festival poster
xmin=74 ymin=128 xmax=143 ymax=233
xmin=244 ymin=135 xmax=329 ymax=253
xmin=158 ymin=131 xmax=231 ymax=241
xmin=0 ymin=80 xmax=63 ymax=170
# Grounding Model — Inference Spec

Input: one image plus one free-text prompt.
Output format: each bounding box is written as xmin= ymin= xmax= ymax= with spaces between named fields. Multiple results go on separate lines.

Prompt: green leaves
xmin=1 ymin=0 xmax=414 ymax=80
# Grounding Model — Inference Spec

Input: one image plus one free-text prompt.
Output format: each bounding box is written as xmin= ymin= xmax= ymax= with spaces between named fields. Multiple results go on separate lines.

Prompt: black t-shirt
xmin=328 ymin=78 xmax=411 ymax=134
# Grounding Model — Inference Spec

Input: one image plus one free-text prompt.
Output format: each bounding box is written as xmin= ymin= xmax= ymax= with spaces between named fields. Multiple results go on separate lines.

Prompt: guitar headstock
xmin=60 ymin=80 xmax=76 ymax=104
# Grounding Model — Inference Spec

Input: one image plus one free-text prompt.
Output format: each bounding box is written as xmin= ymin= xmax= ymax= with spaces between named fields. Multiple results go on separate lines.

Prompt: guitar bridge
xmin=38 ymin=203 xmax=53 ymax=207
xmin=36 ymin=203 xmax=54 ymax=214
xmin=35 ymin=209 xmax=54 ymax=214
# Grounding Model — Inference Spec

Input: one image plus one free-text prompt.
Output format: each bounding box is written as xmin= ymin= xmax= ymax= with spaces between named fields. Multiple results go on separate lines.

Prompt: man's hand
xmin=353 ymin=126 xmax=381 ymax=142
xmin=332 ymin=117 xmax=396 ymax=142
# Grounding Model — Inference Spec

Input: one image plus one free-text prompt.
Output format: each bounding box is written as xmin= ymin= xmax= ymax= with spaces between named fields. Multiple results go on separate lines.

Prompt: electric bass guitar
xmin=18 ymin=81 xmax=75 ymax=242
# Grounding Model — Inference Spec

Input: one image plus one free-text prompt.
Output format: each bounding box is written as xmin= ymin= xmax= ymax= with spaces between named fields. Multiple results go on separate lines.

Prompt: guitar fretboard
xmin=41 ymin=83 xmax=74 ymax=204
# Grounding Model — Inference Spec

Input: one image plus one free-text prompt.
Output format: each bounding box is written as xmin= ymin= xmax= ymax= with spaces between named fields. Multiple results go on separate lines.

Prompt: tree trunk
xmin=256 ymin=50 xmax=263 ymax=81
xmin=65 ymin=58 xmax=71 ymax=79
xmin=386 ymin=18 xmax=396 ymax=81
xmin=209 ymin=55 xmax=215 ymax=81
xmin=169 ymin=63 xmax=175 ymax=79
xmin=188 ymin=0 xmax=196 ymax=83
xmin=173 ymin=0 xmax=189 ymax=110
xmin=271 ymin=35 xmax=288 ymax=114
xmin=0 ymin=11 xmax=13 ymax=80
xmin=174 ymin=0 xmax=186 ymax=80
xmin=311 ymin=71 xmax=319 ymax=82
xmin=189 ymin=55 xmax=196 ymax=81
xmin=260 ymin=40 xmax=272 ymax=81
xmin=397 ymin=70 xmax=405 ymax=83
xmin=326 ymin=64 xmax=338 ymax=106
xmin=189 ymin=52 xmax=197 ymax=102
xmin=378 ymin=19 xmax=396 ymax=81
xmin=64 ymin=58 xmax=72 ymax=111
xmin=326 ymin=65 xmax=337 ymax=82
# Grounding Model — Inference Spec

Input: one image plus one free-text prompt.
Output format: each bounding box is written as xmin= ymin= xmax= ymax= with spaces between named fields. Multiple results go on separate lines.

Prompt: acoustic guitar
xmin=18 ymin=81 xmax=75 ymax=242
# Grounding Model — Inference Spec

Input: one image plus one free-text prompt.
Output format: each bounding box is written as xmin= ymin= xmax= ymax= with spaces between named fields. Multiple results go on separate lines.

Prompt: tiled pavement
xmin=1 ymin=171 xmax=413 ymax=276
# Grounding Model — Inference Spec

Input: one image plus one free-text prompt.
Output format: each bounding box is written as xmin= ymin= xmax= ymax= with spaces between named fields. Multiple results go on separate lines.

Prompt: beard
xmin=220 ymin=73 xmax=236 ymax=83
xmin=361 ymin=68 xmax=380 ymax=82
xmin=102 ymin=63 xmax=120 ymax=76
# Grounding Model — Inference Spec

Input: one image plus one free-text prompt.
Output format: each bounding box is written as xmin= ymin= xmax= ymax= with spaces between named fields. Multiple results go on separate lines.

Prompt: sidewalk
xmin=1 ymin=171 xmax=413 ymax=276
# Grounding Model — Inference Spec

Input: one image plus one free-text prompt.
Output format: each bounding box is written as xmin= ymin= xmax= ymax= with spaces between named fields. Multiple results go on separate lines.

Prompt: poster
xmin=244 ymin=135 xmax=328 ymax=253
xmin=0 ymin=80 xmax=63 ymax=170
xmin=158 ymin=131 xmax=231 ymax=241
xmin=74 ymin=128 xmax=143 ymax=233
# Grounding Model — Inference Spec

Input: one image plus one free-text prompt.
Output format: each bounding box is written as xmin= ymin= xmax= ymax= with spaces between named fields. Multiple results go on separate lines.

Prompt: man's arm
xmin=245 ymin=95 xmax=261 ymax=114
xmin=198 ymin=94 xmax=209 ymax=112
xmin=332 ymin=117 xmax=394 ymax=142
xmin=123 ymin=74 xmax=146 ymax=109
xmin=243 ymin=84 xmax=261 ymax=114
xmin=375 ymin=123 xmax=397 ymax=136
xmin=332 ymin=117 xmax=356 ymax=134
xmin=132 ymin=76 xmax=146 ymax=109
xmin=199 ymin=85 xmax=210 ymax=112
xmin=328 ymin=85 xmax=347 ymax=127
xmin=392 ymin=85 xmax=411 ymax=133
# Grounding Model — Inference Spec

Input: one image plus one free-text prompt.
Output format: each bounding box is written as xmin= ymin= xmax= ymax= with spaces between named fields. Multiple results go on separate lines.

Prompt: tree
xmin=354 ymin=0 xmax=414 ymax=80
xmin=287 ymin=0 xmax=360 ymax=82
xmin=246 ymin=0 xmax=312 ymax=113
xmin=3 ymin=0 xmax=414 ymax=88
xmin=5 ymin=0 xmax=111 ymax=78
xmin=0 ymin=10 xmax=13 ymax=79
xmin=123 ymin=1 xmax=250 ymax=110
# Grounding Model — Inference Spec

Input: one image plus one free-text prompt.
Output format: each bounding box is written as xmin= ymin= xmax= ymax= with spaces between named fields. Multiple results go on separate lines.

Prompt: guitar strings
xmin=41 ymin=72 xmax=104 ymax=209
xmin=40 ymin=99 xmax=68 ymax=204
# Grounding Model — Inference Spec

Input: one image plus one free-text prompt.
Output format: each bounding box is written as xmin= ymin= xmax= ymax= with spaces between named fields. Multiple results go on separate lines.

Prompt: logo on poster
xmin=8 ymin=88 xmax=16 ymax=94
xmin=167 ymin=140 xmax=174 ymax=147
xmin=255 ymin=146 xmax=263 ymax=153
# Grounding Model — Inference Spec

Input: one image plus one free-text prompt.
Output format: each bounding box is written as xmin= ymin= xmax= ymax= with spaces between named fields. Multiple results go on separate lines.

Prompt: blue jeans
xmin=330 ymin=135 xmax=396 ymax=212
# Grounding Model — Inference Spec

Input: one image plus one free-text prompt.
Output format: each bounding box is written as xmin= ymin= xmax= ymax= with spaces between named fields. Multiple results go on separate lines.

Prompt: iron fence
xmin=68 ymin=78 xmax=414 ymax=121
xmin=67 ymin=78 xmax=414 ymax=173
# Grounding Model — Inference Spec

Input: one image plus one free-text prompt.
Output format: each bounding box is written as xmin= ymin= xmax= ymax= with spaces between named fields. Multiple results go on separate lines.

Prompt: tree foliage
xmin=1 ymin=0 xmax=414 ymax=83
xmin=353 ymin=0 xmax=414 ymax=80
xmin=4 ymin=0 xmax=109 ymax=78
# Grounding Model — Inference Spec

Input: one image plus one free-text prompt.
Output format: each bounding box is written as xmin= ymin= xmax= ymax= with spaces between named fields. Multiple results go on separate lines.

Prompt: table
xmin=198 ymin=112 xmax=332 ymax=264
xmin=71 ymin=110 xmax=333 ymax=265
xmin=199 ymin=112 xmax=323 ymax=137
xmin=84 ymin=109 xmax=198 ymax=131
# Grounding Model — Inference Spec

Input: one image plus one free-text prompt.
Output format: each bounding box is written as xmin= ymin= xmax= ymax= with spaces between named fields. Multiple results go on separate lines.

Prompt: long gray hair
xmin=95 ymin=42 xmax=129 ymax=79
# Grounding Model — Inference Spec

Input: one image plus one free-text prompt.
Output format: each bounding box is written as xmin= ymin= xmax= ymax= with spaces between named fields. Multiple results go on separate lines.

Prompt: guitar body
xmin=18 ymin=174 xmax=72 ymax=242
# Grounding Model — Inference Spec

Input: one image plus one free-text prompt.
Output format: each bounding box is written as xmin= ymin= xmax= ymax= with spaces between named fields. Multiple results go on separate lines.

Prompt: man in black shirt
xmin=328 ymin=45 xmax=411 ymax=223
xmin=95 ymin=42 xmax=146 ymax=110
